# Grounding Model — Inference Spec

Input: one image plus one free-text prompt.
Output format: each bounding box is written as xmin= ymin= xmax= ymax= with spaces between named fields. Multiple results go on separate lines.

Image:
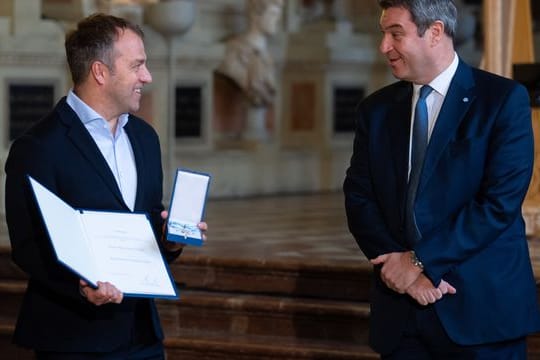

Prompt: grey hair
xmin=378 ymin=0 xmax=457 ymax=39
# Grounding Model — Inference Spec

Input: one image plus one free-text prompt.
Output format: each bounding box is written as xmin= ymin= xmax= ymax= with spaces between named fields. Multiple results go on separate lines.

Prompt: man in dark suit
xmin=343 ymin=0 xmax=540 ymax=358
xmin=4 ymin=13 xmax=207 ymax=359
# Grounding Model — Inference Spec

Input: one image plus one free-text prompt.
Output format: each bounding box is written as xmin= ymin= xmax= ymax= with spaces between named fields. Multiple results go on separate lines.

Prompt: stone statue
xmin=217 ymin=0 xmax=284 ymax=107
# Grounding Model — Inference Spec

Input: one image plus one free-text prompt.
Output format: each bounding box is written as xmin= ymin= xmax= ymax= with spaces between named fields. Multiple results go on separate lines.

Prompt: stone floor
xmin=183 ymin=191 xmax=540 ymax=279
xmin=181 ymin=191 xmax=367 ymax=268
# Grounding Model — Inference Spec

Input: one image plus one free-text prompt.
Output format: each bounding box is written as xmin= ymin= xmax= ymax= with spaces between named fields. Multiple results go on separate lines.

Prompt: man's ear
xmin=429 ymin=20 xmax=445 ymax=46
xmin=90 ymin=61 xmax=108 ymax=85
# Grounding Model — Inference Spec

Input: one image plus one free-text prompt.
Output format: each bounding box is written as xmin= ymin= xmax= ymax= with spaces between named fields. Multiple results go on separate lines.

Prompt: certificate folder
xmin=28 ymin=176 xmax=178 ymax=299
xmin=167 ymin=169 xmax=211 ymax=246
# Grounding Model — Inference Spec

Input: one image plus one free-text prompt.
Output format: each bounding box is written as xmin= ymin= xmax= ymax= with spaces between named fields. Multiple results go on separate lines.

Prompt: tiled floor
xmin=183 ymin=191 xmax=540 ymax=279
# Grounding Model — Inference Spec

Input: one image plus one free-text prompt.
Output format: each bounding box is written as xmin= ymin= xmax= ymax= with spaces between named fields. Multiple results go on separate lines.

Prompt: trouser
xmin=382 ymin=305 xmax=527 ymax=360
xmin=35 ymin=341 xmax=165 ymax=360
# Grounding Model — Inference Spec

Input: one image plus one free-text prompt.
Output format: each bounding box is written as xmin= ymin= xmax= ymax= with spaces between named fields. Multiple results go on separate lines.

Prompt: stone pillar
xmin=481 ymin=0 xmax=516 ymax=77
xmin=481 ymin=0 xmax=534 ymax=74
xmin=511 ymin=0 xmax=539 ymax=235
xmin=523 ymin=108 xmax=540 ymax=235
xmin=511 ymin=0 xmax=535 ymax=63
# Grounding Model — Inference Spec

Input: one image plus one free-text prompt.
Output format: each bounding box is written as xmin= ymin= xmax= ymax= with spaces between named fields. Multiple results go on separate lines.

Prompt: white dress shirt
xmin=409 ymin=53 xmax=459 ymax=175
xmin=66 ymin=90 xmax=137 ymax=211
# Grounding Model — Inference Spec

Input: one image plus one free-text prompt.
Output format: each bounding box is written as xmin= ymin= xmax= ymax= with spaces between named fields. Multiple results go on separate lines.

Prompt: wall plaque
xmin=9 ymin=84 xmax=55 ymax=141
xmin=175 ymin=86 xmax=202 ymax=138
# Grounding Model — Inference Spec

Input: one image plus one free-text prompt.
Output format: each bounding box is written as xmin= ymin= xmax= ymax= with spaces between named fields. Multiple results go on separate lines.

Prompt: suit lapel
xmin=57 ymin=100 xmax=127 ymax=208
xmin=124 ymin=119 xmax=146 ymax=211
xmin=418 ymin=61 xmax=476 ymax=194
xmin=388 ymin=83 xmax=414 ymax=206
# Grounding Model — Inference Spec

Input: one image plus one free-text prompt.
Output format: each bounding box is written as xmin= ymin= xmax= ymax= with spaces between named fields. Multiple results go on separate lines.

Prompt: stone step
xmin=159 ymin=289 xmax=370 ymax=344
xmin=0 ymin=245 xmax=373 ymax=302
xmin=0 ymin=278 xmax=370 ymax=345
xmin=0 ymin=247 xmax=25 ymax=280
xmin=3 ymin=280 xmax=540 ymax=358
xmin=0 ymin=280 xmax=25 ymax=323
xmin=164 ymin=331 xmax=379 ymax=360
xmin=0 ymin=322 xmax=378 ymax=360
xmin=0 ymin=324 xmax=33 ymax=360
xmin=2 ymin=277 xmax=540 ymax=358
xmin=170 ymin=256 xmax=372 ymax=302
xmin=3 ymin=320 xmax=540 ymax=360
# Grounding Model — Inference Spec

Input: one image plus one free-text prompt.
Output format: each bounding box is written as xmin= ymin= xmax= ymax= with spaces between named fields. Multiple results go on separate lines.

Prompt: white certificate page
xmin=29 ymin=176 xmax=177 ymax=299
xmin=79 ymin=210 xmax=177 ymax=297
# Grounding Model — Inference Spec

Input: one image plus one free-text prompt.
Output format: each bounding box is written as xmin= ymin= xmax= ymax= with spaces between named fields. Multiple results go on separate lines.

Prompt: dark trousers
xmin=382 ymin=306 xmax=527 ymax=360
xmin=34 ymin=341 xmax=164 ymax=360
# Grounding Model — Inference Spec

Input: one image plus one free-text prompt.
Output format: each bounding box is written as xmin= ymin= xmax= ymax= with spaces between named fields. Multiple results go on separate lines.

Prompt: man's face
xmin=379 ymin=6 xmax=433 ymax=83
xmin=106 ymin=29 xmax=152 ymax=115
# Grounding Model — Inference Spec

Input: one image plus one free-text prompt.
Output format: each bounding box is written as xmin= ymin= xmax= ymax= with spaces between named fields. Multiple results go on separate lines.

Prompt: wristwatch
xmin=410 ymin=251 xmax=424 ymax=270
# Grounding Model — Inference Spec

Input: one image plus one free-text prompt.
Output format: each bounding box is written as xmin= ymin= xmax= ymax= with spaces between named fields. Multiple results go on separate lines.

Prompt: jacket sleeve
xmin=343 ymin=104 xmax=407 ymax=260
xmin=5 ymin=134 xmax=86 ymax=302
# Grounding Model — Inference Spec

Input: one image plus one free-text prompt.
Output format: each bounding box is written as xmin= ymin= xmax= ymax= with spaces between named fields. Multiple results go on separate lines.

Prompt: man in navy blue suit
xmin=5 ymin=13 xmax=207 ymax=359
xmin=344 ymin=0 xmax=540 ymax=358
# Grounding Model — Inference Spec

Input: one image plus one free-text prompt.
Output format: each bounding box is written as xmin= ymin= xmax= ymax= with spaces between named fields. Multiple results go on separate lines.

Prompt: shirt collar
xmin=414 ymin=52 xmax=459 ymax=97
xmin=66 ymin=89 xmax=129 ymax=129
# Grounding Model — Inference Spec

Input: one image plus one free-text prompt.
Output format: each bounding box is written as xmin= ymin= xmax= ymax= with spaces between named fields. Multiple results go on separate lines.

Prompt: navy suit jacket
xmin=4 ymin=97 xmax=180 ymax=352
xmin=344 ymin=60 xmax=540 ymax=354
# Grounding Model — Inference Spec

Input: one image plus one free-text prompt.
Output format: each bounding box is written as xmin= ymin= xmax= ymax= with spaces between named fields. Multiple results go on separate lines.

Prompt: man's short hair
xmin=378 ymin=0 xmax=457 ymax=39
xmin=65 ymin=13 xmax=144 ymax=85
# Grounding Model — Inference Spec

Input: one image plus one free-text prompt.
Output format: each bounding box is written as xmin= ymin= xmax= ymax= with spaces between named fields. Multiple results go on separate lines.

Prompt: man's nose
xmin=379 ymin=35 xmax=392 ymax=54
xmin=141 ymin=65 xmax=152 ymax=83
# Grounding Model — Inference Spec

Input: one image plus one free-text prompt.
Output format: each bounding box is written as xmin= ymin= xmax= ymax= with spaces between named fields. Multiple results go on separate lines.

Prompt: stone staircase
xmin=1 ymin=191 xmax=540 ymax=359
xmin=0 ymin=245 xmax=377 ymax=359
xmin=160 ymin=252 xmax=377 ymax=359
xmin=3 ymin=244 xmax=540 ymax=359
xmin=163 ymin=192 xmax=378 ymax=358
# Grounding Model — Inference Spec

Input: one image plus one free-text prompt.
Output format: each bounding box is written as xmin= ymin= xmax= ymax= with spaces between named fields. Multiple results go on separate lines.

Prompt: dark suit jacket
xmin=4 ymin=97 xmax=181 ymax=352
xmin=344 ymin=60 xmax=540 ymax=354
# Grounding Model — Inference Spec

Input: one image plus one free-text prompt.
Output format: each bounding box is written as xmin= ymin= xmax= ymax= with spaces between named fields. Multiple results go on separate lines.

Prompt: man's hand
xmin=371 ymin=251 xmax=422 ymax=293
xmin=160 ymin=210 xmax=208 ymax=251
xmin=79 ymin=279 xmax=123 ymax=306
xmin=407 ymin=275 xmax=457 ymax=306
xmin=438 ymin=279 xmax=457 ymax=296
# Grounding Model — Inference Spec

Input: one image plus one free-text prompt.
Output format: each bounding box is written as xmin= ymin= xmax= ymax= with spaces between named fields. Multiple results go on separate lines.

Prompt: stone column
xmin=481 ymin=0 xmax=516 ymax=77
xmin=512 ymin=0 xmax=539 ymax=235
